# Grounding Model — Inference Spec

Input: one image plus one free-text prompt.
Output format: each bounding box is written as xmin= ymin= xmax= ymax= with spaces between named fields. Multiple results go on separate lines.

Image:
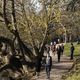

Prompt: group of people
xmin=35 ymin=42 xmax=75 ymax=79
xmin=49 ymin=42 xmax=75 ymax=62
xmin=49 ymin=42 xmax=64 ymax=62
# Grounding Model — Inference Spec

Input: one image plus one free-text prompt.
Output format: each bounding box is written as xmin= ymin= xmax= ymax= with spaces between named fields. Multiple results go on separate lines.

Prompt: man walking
xmin=45 ymin=53 xmax=52 ymax=79
xmin=61 ymin=44 xmax=64 ymax=55
xmin=57 ymin=45 xmax=62 ymax=62
xmin=70 ymin=43 xmax=75 ymax=60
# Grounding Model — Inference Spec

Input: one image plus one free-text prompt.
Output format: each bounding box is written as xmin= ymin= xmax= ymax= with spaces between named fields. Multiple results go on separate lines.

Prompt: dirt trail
xmin=31 ymin=54 xmax=73 ymax=80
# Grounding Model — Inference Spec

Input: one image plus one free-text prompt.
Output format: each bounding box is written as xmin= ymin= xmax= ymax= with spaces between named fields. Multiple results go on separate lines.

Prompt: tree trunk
xmin=2 ymin=0 xmax=35 ymax=61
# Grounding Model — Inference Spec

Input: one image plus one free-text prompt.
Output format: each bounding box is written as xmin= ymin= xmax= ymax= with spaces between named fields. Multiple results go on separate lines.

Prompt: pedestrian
xmin=49 ymin=45 xmax=53 ymax=57
xmin=54 ymin=41 xmax=56 ymax=46
xmin=70 ymin=43 xmax=75 ymax=60
xmin=52 ymin=44 xmax=56 ymax=55
xmin=50 ymin=42 xmax=53 ymax=46
xmin=61 ymin=44 xmax=64 ymax=55
xmin=47 ymin=45 xmax=50 ymax=53
xmin=58 ymin=39 xmax=60 ymax=44
xmin=45 ymin=53 xmax=52 ymax=79
xmin=57 ymin=45 xmax=62 ymax=62
xmin=35 ymin=56 xmax=42 ymax=78
xmin=41 ymin=56 xmax=46 ymax=68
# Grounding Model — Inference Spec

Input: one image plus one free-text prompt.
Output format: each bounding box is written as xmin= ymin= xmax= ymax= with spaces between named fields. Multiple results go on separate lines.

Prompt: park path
xmin=31 ymin=54 xmax=73 ymax=80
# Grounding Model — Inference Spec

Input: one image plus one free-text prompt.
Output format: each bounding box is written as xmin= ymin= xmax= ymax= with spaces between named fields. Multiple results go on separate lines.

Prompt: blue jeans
xmin=45 ymin=65 xmax=50 ymax=78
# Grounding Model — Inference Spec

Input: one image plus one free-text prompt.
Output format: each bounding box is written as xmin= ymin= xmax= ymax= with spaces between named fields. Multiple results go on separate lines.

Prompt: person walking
xmin=35 ymin=56 xmax=42 ymax=78
xmin=49 ymin=45 xmax=53 ymax=57
xmin=47 ymin=45 xmax=50 ymax=53
xmin=45 ymin=53 xmax=52 ymax=79
xmin=57 ymin=45 xmax=62 ymax=62
xmin=70 ymin=43 xmax=75 ymax=60
xmin=61 ymin=44 xmax=64 ymax=55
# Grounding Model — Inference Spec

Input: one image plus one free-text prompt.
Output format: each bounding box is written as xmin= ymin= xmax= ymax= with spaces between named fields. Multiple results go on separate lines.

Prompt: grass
xmin=62 ymin=58 xmax=80 ymax=80
xmin=64 ymin=42 xmax=80 ymax=57
xmin=62 ymin=42 xmax=80 ymax=80
xmin=64 ymin=73 xmax=80 ymax=80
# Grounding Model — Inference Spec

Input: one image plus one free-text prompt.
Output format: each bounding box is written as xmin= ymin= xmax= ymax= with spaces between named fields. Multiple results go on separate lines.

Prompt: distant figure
xmin=45 ymin=53 xmax=52 ymax=79
xmin=50 ymin=42 xmax=54 ymax=56
xmin=49 ymin=45 xmax=53 ymax=57
xmin=57 ymin=45 xmax=62 ymax=62
xmin=47 ymin=45 xmax=50 ymax=53
xmin=61 ymin=44 xmax=64 ymax=55
xmin=70 ymin=43 xmax=75 ymax=60
xmin=50 ymin=42 xmax=53 ymax=46
xmin=35 ymin=56 xmax=42 ymax=78
xmin=54 ymin=41 xmax=56 ymax=45
xmin=51 ymin=45 xmax=56 ymax=55
xmin=49 ymin=42 xmax=56 ymax=56
xmin=58 ymin=39 xmax=60 ymax=44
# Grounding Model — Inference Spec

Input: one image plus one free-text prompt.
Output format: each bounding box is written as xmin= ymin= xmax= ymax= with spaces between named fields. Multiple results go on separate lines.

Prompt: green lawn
xmin=65 ymin=73 xmax=80 ymax=80
xmin=62 ymin=42 xmax=80 ymax=80
xmin=64 ymin=42 xmax=80 ymax=57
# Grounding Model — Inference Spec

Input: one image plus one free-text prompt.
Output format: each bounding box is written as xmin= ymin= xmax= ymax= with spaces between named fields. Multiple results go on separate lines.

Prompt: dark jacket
xmin=35 ymin=57 xmax=42 ymax=72
xmin=70 ymin=46 xmax=75 ymax=52
xmin=57 ymin=46 xmax=62 ymax=54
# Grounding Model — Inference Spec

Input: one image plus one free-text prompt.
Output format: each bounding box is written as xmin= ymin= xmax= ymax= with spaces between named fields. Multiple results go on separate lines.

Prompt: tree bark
xmin=2 ymin=0 xmax=34 ymax=61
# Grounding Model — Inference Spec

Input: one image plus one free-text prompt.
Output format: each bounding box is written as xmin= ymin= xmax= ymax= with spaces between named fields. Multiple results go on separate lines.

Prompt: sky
xmin=31 ymin=0 xmax=42 ymax=13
